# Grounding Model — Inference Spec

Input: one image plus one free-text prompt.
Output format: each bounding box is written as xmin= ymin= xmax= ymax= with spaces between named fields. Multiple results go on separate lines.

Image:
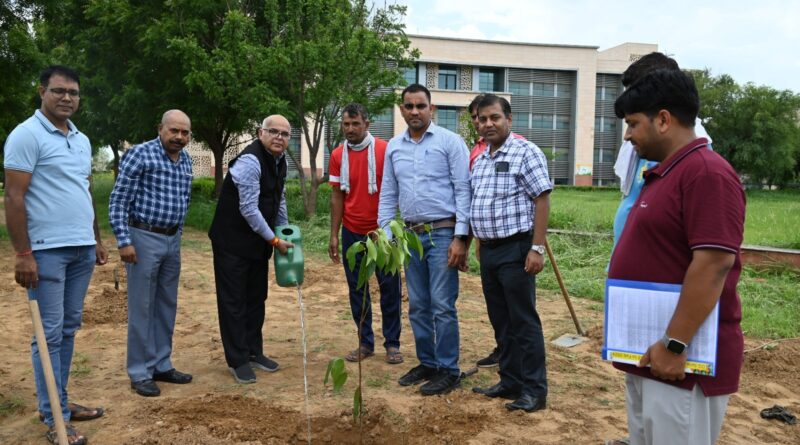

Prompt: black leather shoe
xmin=131 ymin=379 xmax=160 ymax=397
xmin=505 ymin=394 xmax=546 ymax=413
xmin=420 ymin=371 xmax=461 ymax=396
xmin=153 ymin=368 xmax=193 ymax=384
xmin=472 ymin=382 xmax=521 ymax=400
xmin=398 ymin=364 xmax=438 ymax=386
xmin=476 ymin=348 xmax=500 ymax=368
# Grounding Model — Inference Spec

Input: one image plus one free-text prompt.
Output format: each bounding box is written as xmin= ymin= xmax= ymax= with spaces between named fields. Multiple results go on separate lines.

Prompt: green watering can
xmin=274 ymin=224 xmax=304 ymax=287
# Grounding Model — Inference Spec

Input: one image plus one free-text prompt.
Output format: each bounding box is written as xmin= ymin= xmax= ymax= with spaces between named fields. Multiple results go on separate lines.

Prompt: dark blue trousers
xmin=341 ymin=226 xmax=402 ymax=351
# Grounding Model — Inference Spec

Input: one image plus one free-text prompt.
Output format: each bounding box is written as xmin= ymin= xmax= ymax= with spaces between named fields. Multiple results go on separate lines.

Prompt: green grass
xmin=70 ymin=352 xmax=91 ymax=378
xmin=0 ymin=393 xmax=25 ymax=417
xmin=4 ymin=176 xmax=798 ymax=338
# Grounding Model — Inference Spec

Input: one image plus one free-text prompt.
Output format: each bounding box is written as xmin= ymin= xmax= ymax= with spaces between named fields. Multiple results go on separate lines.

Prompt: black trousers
xmin=212 ymin=243 xmax=269 ymax=368
xmin=479 ymin=238 xmax=548 ymax=398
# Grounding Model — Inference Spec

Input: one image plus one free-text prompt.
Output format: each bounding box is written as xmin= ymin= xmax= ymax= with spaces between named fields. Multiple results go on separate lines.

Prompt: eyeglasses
xmin=48 ymin=88 xmax=81 ymax=98
xmin=402 ymin=103 xmax=428 ymax=110
xmin=263 ymin=128 xmax=291 ymax=139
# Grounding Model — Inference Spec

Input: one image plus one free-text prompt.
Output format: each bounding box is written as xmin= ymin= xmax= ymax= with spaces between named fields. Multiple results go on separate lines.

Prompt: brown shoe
xmin=345 ymin=346 xmax=374 ymax=362
xmin=46 ymin=423 xmax=87 ymax=445
xmin=385 ymin=347 xmax=404 ymax=364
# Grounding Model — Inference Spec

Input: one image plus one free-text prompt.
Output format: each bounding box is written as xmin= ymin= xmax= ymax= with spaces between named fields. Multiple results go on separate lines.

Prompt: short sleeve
xmin=520 ymin=145 xmax=552 ymax=199
xmin=683 ymin=171 xmax=745 ymax=253
xmin=3 ymin=127 xmax=39 ymax=173
xmin=328 ymin=146 xmax=342 ymax=185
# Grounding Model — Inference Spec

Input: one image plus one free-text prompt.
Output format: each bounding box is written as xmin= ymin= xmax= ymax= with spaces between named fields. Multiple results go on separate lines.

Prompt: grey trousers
xmin=625 ymin=374 xmax=730 ymax=445
xmin=126 ymin=227 xmax=182 ymax=382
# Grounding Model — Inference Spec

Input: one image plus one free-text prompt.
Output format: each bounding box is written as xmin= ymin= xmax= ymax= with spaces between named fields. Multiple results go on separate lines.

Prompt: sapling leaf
xmin=353 ymin=386 xmax=363 ymax=420
xmin=389 ymin=220 xmax=405 ymax=240
xmin=405 ymin=230 xmax=424 ymax=258
xmin=356 ymin=255 xmax=369 ymax=289
xmin=366 ymin=238 xmax=377 ymax=263
xmin=346 ymin=242 xmax=365 ymax=272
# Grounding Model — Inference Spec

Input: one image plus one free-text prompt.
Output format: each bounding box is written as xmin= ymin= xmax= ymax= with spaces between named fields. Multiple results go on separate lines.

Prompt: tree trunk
xmin=111 ymin=140 xmax=122 ymax=179
xmin=303 ymin=182 xmax=317 ymax=216
xmin=206 ymin=138 xmax=226 ymax=197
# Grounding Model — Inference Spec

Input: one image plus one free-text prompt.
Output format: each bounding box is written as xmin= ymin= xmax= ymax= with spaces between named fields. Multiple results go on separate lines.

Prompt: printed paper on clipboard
xmin=602 ymin=279 xmax=719 ymax=376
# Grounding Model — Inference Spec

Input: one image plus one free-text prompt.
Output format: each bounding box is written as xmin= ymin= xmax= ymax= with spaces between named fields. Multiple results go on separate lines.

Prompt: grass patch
xmin=365 ymin=372 xmax=391 ymax=389
xmin=0 ymin=393 xmax=25 ymax=417
xmin=70 ymin=352 xmax=91 ymax=378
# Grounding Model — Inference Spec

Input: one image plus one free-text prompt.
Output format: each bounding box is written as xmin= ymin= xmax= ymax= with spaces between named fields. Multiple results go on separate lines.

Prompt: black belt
xmin=404 ymin=218 xmax=456 ymax=234
xmin=479 ymin=231 xmax=531 ymax=248
xmin=130 ymin=220 xmax=180 ymax=236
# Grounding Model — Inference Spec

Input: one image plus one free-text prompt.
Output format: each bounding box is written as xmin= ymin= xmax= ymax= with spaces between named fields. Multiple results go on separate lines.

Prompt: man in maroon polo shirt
xmin=608 ymin=69 xmax=745 ymax=445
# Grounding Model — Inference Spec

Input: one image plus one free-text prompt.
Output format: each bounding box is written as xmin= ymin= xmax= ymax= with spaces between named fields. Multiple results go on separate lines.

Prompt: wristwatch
xmin=530 ymin=244 xmax=545 ymax=255
xmin=661 ymin=334 xmax=688 ymax=355
xmin=454 ymin=235 xmax=469 ymax=242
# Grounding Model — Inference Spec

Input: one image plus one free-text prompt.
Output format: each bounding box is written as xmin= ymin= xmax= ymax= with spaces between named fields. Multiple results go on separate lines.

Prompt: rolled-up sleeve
xmin=449 ymin=136 xmax=471 ymax=236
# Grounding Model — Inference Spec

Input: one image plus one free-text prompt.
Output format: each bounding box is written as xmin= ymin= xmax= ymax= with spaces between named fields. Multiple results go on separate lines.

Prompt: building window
xmin=555 ymin=115 xmax=570 ymax=130
xmin=595 ymin=116 xmax=617 ymax=133
xmin=402 ymin=66 xmax=417 ymax=86
xmin=596 ymin=85 xmax=618 ymax=101
xmin=372 ymin=108 xmax=393 ymax=123
xmin=532 ymin=82 xmax=555 ymax=97
xmin=556 ymin=84 xmax=572 ymax=98
xmin=509 ymin=81 xmax=529 ymax=96
xmin=436 ymin=107 xmax=458 ymax=132
xmin=438 ymin=65 xmax=458 ymax=90
xmin=531 ymin=114 xmax=552 ymax=129
xmin=479 ymin=68 xmax=503 ymax=92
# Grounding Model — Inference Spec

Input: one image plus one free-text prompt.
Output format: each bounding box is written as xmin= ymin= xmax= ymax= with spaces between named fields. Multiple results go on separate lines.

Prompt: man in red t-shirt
xmin=328 ymin=103 xmax=403 ymax=365
xmin=609 ymin=70 xmax=745 ymax=445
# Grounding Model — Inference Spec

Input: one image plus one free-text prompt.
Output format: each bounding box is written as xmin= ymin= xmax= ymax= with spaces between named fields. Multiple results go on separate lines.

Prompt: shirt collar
xmin=402 ymin=121 xmax=437 ymax=143
xmin=34 ymin=109 xmax=78 ymax=135
xmin=484 ymin=132 xmax=514 ymax=158
xmin=645 ymin=137 xmax=709 ymax=179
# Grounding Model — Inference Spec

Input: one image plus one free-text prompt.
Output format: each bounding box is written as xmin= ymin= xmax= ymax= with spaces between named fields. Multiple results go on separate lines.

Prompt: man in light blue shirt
xmin=4 ymin=65 xmax=108 ymax=445
xmin=378 ymin=83 xmax=471 ymax=395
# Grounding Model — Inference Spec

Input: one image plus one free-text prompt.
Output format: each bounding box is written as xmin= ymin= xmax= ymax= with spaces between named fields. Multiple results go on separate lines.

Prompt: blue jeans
xmin=341 ymin=226 xmax=402 ymax=351
xmin=404 ymin=227 xmax=460 ymax=375
xmin=28 ymin=245 xmax=96 ymax=427
xmin=126 ymin=227 xmax=182 ymax=382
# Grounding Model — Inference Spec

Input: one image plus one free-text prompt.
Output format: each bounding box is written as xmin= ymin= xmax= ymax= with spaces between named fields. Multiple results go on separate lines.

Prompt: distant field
xmin=2 ymin=175 xmax=797 ymax=338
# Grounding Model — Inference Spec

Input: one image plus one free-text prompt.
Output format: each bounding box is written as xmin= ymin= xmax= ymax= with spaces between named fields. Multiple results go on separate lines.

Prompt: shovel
xmin=28 ymin=296 xmax=69 ymax=445
xmin=544 ymin=239 xmax=589 ymax=348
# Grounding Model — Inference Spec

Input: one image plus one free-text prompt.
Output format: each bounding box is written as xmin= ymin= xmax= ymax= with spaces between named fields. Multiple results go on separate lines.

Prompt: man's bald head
xmin=158 ymin=109 xmax=192 ymax=159
xmin=258 ymin=114 xmax=291 ymax=157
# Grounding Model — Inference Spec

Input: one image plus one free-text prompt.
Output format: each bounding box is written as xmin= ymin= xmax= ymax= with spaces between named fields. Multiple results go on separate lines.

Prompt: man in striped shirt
xmin=470 ymin=95 xmax=551 ymax=413
xmin=109 ymin=110 xmax=194 ymax=397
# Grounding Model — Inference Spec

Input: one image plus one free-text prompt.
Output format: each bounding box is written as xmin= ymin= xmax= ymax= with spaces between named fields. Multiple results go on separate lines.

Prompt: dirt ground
xmin=1 ymin=230 xmax=798 ymax=444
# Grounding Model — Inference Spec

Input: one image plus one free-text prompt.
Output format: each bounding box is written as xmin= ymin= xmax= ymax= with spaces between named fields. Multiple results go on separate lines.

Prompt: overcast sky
xmin=398 ymin=0 xmax=799 ymax=92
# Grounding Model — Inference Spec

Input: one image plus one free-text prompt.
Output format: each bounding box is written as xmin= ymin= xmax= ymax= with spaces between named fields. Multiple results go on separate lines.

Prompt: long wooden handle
xmin=29 ymin=299 xmax=69 ymax=445
xmin=544 ymin=239 xmax=585 ymax=336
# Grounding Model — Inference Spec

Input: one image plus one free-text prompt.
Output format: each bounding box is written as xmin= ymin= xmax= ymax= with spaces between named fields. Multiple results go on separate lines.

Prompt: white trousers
xmin=625 ymin=374 xmax=730 ymax=445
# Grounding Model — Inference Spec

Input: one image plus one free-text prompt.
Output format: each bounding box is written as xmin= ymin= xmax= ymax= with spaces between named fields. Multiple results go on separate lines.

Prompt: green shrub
xmin=191 ymin=177 xmax=216 ymax=201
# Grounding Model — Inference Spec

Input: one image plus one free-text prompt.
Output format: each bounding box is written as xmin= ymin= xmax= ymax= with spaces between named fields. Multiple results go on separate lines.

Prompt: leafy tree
xmin=0 ymin=0 xmax=44 ymax=146
xmin=263 ymin=0 xmax=418 ymax=215
xmin=692 ymin=69 xmax=800 ymax=187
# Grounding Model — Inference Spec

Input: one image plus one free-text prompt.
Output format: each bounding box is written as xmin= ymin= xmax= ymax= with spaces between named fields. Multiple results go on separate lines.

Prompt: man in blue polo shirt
xmin=378 ymin=83 xmax=471 ymax=396
xmin=4 ymin=65 xmax=108 ymax=445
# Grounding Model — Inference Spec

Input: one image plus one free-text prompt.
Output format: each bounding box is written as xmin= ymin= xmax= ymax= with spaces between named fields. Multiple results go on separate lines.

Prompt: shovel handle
xmin=29 ymin=299 xmax=69 ymax=445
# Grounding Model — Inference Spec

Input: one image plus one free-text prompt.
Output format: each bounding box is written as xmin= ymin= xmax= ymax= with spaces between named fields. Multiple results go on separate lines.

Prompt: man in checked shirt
xmin=469 ymin=95 xmax=552 ymax=413
xmin=109 ymin=110 xmax=194 ymax=397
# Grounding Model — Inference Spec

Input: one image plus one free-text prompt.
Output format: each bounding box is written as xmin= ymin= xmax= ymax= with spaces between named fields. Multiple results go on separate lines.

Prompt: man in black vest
xmin=208 ymin=114 xmax=294 ymax=384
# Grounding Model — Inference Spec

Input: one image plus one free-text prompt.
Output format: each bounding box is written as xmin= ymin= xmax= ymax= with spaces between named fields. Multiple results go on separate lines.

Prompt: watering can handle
xmin=285 ymin=247 xmax=293 ymax=258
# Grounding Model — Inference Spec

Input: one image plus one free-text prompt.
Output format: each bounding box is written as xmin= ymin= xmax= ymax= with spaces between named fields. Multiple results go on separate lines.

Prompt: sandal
xmin=46 ymin=423 xmax=87 ymax=445
xmin=604 ymin=439 xmax=630 ymax=445
xmin=39 ymin=402 xmax=104 ymax=422
xmin=385 ymin=347 xmax=404 ymax=364
xmin=345 ymin=346 xmax=374 ymax=362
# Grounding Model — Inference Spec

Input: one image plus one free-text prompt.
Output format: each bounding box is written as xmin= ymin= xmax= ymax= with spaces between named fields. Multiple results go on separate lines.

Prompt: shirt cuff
xmin=455 ymin=222 xmax=469 ymax=236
